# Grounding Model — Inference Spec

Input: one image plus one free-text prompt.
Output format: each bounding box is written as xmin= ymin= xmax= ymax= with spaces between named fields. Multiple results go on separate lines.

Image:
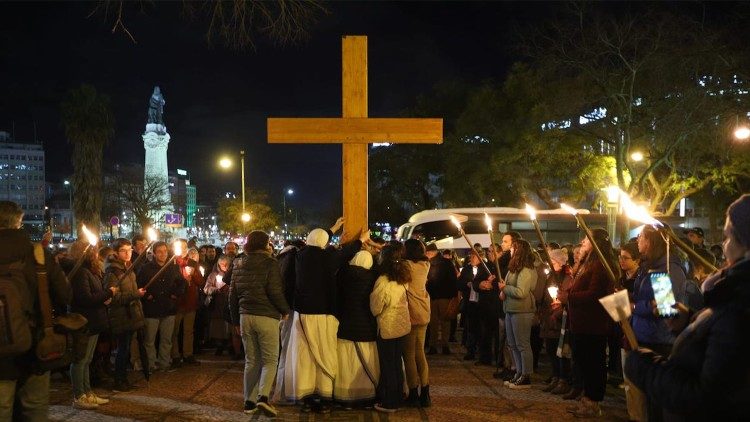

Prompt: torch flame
xmin=147 ymin=227 xmax=158 ymax=242
xmin=449 ymin=215 xmax=462 ymax=231
xmin=173 ymin=241 xmax=183 ymax=258
xmin=81 ymin=224 xmax=98 ymax=246
xmin=560 ymin=203 xmax=578 ymax=215
xmin=484 ymin=213 xmax=493 ymax=232
xmin=525 ymin=203 xmax=537 ymax=221
xmin=618 ymin=190 xmax=663 ymax=227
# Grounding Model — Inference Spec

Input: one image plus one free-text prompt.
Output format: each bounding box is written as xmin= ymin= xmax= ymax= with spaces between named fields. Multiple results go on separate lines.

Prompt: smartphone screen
xmin=649 ymin=272 xmax=679 ymax=318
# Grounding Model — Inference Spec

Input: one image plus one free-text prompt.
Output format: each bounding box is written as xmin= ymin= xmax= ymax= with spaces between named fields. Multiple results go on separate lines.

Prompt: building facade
xmin=0 ymin=131 xmax=45 ymax=226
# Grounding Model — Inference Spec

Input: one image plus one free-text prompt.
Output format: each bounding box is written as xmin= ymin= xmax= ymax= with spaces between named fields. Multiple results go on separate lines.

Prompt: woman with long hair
xmin=203 ymin=255 xmax=232 ymax=355
xmin=68 ymin=240 xmax=114 ymax=409
xmin=566 ymin=228 xmax=618 ymax=418
xmin=370 ymin=243 xmax=411 ymax=413
xmin=498 ymin=239 xmax=538 ymax=389
xmin=401 ymin=239 xmax=431 ymax=407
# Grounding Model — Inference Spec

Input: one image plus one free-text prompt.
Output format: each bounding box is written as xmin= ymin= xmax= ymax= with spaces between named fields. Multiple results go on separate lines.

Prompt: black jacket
xmin=471 ymin=262 xmax=501 ymax=318
xmin=625 ymin=257 xmax=750 ymax=421
xmin=293 ymin=240 xmax=361 ymax=315
xmin=229 ymin=251 xmax=290 ymax=323
xmin=0 ymin=229 xmax=71 ymax=380
xmin=277 ymin=246 xmax=298 ymax=309
xmin=336 ymin=265 xmax=378 ymax=342
xmin=137 ymin=260 xmax=185 ymax=318
xmin=69 ymin=265 xmax=112 ymax=334
xmin=426 ymin=255 xmax=458 ymax=300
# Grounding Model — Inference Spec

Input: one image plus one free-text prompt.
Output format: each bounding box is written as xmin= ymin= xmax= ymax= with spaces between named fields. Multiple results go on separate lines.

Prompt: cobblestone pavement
xmin=49 ymin=348 xmax=628 ymax=421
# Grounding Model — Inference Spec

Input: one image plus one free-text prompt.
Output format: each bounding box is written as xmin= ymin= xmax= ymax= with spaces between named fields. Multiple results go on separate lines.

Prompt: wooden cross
xmin=268 ymin=35 xmax=443 ymax=241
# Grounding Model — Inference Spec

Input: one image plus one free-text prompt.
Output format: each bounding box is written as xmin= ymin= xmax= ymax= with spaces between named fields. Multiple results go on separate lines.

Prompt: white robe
xmin=333 ymin=338 xmax=379 ymax=405
xmin=283 ymin=312 xmax=339 ymax=400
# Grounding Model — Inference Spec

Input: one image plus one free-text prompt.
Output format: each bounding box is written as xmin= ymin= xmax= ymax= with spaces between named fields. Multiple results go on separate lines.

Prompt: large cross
xmin=268 ymin=35 xmax=443 ymax=241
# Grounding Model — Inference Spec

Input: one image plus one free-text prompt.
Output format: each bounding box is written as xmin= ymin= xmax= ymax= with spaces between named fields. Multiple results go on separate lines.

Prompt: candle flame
xmin=449 ymin=215 xmax=462 ymax=231
xmin=484 ymin=213 xmax=493 ymax=232
xmin=548 ymin=286 xmax=559 ymax=300
xmin=617 ymin=190 xmax=663 ymax=227
xmin=525 ymin=203 xmax=537 ymax=220
xmin=147 ymin=227 xmax=158 ymax=242
xmin=81 ymin=224 xmax=98 ymax=246
xmin=173 ymin=241 xmax=183 ymax=258
xmin=199 ymin=266 xmax=205 ymax=277
xmin=560 ymin=203 xmax=578 ymax=215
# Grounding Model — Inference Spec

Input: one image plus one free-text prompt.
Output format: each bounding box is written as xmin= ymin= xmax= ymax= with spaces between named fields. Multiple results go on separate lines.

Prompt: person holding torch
xmin=625 ymin=194 xmax=750 ymax=421
xmin=171 ymin=239 xmax=205 ymax=367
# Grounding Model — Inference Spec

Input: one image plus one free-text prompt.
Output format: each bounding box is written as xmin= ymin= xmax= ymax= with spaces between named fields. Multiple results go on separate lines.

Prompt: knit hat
xmin=727 ymin=194 xmax=750 ymax=248
xmin=306 ymin=228 xmax=329 ymax=249
xmin=548 ymin=248 xmax=568 ymax=266
xmin=349 ymin=250 xmax=373 ymax=270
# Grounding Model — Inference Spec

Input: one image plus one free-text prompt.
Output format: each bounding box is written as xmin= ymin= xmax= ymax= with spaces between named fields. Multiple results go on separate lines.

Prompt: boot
xmin=541 ymin=377 xmax=559 ymax=392
xmin=405 ymin=388 xmax=420 ymax=407
xmin=551 ymin=379 xmax=572 ymax=395
xmin=562 ymin=387 xmax=583 ymax=400
xmin=419 ymin=385 xmax=431 ymax=408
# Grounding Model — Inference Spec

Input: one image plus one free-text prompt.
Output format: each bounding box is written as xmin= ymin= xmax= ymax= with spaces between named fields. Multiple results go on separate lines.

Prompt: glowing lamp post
xmin=283 ymin=188 xmax=294 ymax=233
xmin=734 ymin=126 xmax=750 ymax=141
xmin=219 ymin=151 xmax=249 ymax=229
xmin=67 ymin=224 xmax=98 ymax=280
xmin=450 ymin=215 xmax=492 ymax=274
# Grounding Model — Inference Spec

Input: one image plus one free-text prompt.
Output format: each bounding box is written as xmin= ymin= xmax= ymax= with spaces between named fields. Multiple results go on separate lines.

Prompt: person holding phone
xmin=629 ymin=225 xmax=687 ymax=421
xmin=625 ymin=194 xmax=750 ymax=421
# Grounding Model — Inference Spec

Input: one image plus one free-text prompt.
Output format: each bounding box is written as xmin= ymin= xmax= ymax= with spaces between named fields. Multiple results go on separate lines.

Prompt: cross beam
xmin=267 ymin=36 xmax=443 ymax=241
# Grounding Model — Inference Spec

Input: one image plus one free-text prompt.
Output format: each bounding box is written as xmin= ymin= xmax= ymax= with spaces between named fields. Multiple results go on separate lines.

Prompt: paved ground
xmin=49 ymin=347 xmax=628 ymax=421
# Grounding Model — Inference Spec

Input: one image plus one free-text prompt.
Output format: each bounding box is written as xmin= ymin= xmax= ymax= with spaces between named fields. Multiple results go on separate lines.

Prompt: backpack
xmin=0 ymin=259 xmax=33 ymax=358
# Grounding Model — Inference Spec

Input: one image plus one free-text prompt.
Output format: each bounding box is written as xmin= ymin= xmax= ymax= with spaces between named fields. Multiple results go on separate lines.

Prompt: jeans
xmin=403 ymin=324 xmax=429 ymax=388
xmin=376 ymin=335 xmax=405 ymax=409
xmin=114 ymin=330 xmax=134 ymax=382
xmin=572 ymin=333 xmax=607 ymax=401
xmin=505 ymin=312 xmax=534 ymax=375
xmin=145 ymin=316 xmax=175 ymax=369
xmin=70 ymin=334 xmax=99 ymax=397
xmin=428 ymin=299 xmax=451 ymax=348
xmin=172 ymin=311 xmax=196 ymax=359
xmin=240 ymin=314 xmax=280 ymax=401
xmin=0 ymin=372 xmax=50 ymax=421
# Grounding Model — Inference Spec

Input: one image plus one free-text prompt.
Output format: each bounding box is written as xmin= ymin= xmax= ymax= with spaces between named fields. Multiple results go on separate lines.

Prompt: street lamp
xmin=218 ymin=150 xmax=249 ymax=225
xmin=283 ymin=188 xmax=294 ymax=232
xmin=734 ymin=126 xmax=750 ymax=141
xmin=630 ymin=151 xmax=644 ymax=162
xmin=63 ymin=180 xmax=73 ymax=238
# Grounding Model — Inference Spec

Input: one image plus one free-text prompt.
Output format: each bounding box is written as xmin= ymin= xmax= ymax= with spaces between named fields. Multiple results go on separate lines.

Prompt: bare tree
xmin=88 ymin=0 xmax=327 ymax=50
xmin=114 ymin=175 xmax=172 ymax=232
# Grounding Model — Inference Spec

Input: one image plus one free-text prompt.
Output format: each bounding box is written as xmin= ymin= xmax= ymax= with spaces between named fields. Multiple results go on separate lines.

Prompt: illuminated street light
xmin=734 ymin=126 xmax=750 ymax=141
xmin=630 ymin=151 xmax=644 ymax=162
xmin=218 ymin=151 xmax=247 ymax=218
xmin=218 ymin=157 xmax=232 ymax=169
xmin=283 ymin=188 xmax=294 ymax=234
xmin=241 ymin=212 xmax=251 ymax=223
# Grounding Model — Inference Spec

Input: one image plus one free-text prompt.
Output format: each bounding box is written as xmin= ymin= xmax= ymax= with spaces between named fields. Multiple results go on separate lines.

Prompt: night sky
xmin=0 ymin=1 xmax=738 ymax=220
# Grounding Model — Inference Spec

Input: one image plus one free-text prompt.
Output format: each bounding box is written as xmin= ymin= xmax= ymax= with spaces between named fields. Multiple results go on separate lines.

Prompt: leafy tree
xmin=217 ymin=198 xmax=279 ymax=234
xmin=521 ymin=5 xmax=750 ymax=213
xmin=60 ymin=84 xmax=115 ymax=235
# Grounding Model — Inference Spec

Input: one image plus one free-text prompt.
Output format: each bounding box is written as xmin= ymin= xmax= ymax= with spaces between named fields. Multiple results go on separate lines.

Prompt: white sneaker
xmin=73 ymin=394 xmax=98 ymax=410
xmin=87 ymin=392 xmax=110 ymax=404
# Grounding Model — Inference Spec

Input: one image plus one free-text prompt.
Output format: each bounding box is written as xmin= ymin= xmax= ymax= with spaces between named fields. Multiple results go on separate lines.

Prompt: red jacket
xmin=176 ymin=257 xmax=205 ymax=312
xmin=567 ymin=259 xmax=614 ymax=336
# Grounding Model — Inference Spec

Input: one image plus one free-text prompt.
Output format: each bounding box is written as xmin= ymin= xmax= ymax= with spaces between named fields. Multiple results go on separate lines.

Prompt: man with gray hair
xmin=0 ymin=201 xmax=71 ymax=420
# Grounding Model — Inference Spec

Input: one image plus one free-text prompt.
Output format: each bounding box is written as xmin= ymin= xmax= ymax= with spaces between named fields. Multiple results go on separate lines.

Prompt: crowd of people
xmin=1 ymin=194 xmax=749 ymax=420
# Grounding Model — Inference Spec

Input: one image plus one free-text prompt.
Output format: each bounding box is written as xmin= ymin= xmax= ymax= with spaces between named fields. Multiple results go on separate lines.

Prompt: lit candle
xmin=547 ymin=286 xmax=559 ymax=300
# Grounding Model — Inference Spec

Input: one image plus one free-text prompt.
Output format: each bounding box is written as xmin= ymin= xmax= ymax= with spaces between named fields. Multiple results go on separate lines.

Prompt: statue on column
xmin=147 ymin=86 xmax=165 ymax=125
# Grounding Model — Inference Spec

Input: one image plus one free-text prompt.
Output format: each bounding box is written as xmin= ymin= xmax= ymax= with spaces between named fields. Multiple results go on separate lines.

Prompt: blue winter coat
xmin=631 ymin=254 xmax=687 ymax=345
xmin=625 ymin=257 xmax=750 ymax=421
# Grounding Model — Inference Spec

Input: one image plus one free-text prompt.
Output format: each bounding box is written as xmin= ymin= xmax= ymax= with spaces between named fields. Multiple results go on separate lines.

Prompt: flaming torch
xmin=484 ymin=213 xmax=504 ymax=282
xmin=119 ymin=227 xmax=159 ymax=282
xmin=618 ymin=191 xmax=718 ymax=273
xmin=67 ymin=224 xmax=98 ymax=280
xmin=450 ymin=215 xmax=492 ymax=275
xmin=525 ymin=204 xmax=556 ymax=272
xmin=143 ymin=240 xmax=183 ymax=290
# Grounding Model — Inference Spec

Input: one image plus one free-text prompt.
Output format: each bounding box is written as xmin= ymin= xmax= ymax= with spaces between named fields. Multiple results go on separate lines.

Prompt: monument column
xmin=143 ymin=86 xmax=173 ymax=217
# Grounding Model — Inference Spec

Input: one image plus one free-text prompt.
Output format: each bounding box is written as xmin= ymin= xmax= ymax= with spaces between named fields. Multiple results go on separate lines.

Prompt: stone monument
xmin=142 ymin=86 xmax=173 ymax=218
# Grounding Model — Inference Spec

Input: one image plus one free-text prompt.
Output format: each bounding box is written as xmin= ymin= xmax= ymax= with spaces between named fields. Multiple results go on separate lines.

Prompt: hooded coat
xmin=336 ymin=259 xmax=378 ymax=342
